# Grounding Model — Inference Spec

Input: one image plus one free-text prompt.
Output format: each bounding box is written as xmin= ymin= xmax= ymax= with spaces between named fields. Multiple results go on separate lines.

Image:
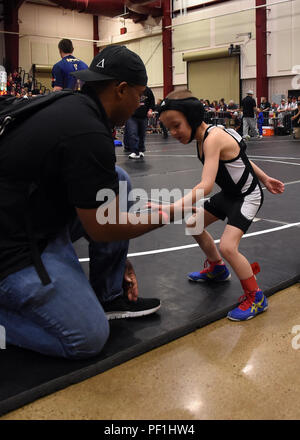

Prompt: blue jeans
xmin=0 ymin=166 xmax=131 ymax=359
xmin=123 ymin=117 xmax=148 ymax=154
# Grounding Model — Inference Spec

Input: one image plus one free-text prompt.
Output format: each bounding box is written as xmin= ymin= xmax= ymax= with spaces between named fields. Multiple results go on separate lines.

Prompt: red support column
xmin=93 ymin=15 xmax=99 ymax=57
xmin=162 ymin=0 xmax=173 ymax=97
xmin=256 ymin=0 xmax=268 ymax=106
xmin=3 ymin=0 xmax=22 ymax=73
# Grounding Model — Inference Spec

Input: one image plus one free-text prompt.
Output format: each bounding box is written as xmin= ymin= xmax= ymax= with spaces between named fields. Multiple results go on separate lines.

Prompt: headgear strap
xmin=158 ymin=97 xmax=205 ymax=143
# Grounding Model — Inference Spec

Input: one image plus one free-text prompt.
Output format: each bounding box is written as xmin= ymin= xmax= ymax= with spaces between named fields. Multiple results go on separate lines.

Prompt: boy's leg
xmin=219 ymin=225 xmax=268 ymax=321
xmin=189 ymin=209 xmax=221 ymax=261
xmin=219 ymin=225 xmax=252 ymax=279
xmin=0 ymin=230 xmax=109 ymax=359
xmin=186 ymin=208 xmax=231 ymax=282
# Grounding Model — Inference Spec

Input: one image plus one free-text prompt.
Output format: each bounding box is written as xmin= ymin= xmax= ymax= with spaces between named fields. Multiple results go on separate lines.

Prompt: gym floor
xmin=1 ymin=134 xmax=300 ymax=420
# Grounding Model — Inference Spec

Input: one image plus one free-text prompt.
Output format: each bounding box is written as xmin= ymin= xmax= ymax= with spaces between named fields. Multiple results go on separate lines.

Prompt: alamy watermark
xmin=0 ymin=325 xmax=6 ymax=349
xmin=291 ymin=325 xmax=300 ymax=350
xmin=291 ymin=65 xmax=300 ymax=90
xmin=95 ymin=182 xmax=205 ymax=235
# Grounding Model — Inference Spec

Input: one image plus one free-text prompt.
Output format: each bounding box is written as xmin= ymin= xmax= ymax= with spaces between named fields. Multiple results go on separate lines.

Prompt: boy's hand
xmin=123 ymin=259 xmax=138 ymax=302
xmin=264 ymin=177 xmax=284 ymax=194
xmin=145 ymin=201 xmax=174 ymax=222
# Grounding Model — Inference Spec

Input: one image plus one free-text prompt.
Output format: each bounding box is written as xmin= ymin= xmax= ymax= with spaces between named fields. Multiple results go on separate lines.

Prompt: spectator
xmin=156 ymin=98 xmax=168 ymax=139
xmin=270 ymin=102 xmax=278 ymax=112
xmin=290 ymin=96 xmax=298 ymax=111
xmin=6 ymin=73 xmax=13 ymax=93
xmin=52 ymin=39 xmax=88 ymax=91
xmin=257 ymin=110 xmax=264 ymax=138
xmin=277 ymin=98 xmax=288 ymax=126
xmin=227 ymin=100 xmax=238 ymax=111
xmin=24 ymin=75 xmax=33 ymax=92
xmin=218 ymin=98 xmax=227 ymax=112
xmin=259 ymin=97 xmax=270 ymax=112
xmin=204 ymin=99 xmax=211 ymax=110
xmin=232 ymin=111 xmax=243 ymax=136
xmin=212 ymin=100 xmax=219 ymax=111
xmin=241 ymin=90 xmax=259 ymax=140
xmin=291 ymin=101 xmax=300 ymax=137
xmin=123 ymin=85 xmax=155 ymax=159
xmin=12 ymin=69 xmax=21 ymax=85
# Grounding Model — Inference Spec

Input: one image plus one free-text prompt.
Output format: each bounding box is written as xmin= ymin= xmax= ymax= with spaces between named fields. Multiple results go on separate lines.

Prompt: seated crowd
xmin=6 ymin=69 xmax=46 ymax=97
xmin=3 ymin=70 xmax=300 ymax=138
xmin=198 ymin=96 xmax=300 ymax=137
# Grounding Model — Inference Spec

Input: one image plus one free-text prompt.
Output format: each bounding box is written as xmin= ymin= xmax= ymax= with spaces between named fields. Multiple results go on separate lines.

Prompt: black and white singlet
xmin=199 ymin=125 xmax=264 ymax=233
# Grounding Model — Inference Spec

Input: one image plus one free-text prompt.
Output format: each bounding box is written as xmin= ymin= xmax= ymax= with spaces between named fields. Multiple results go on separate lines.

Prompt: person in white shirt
xmin=290 ymin=96 xmax=298 ymax=111
xmin=277 ymin=99 xmax=288 ymax=125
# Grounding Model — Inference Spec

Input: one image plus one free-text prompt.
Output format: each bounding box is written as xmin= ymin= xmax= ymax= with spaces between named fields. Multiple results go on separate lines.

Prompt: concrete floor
xmin=2 ymin=283 xmax=300 ymax=420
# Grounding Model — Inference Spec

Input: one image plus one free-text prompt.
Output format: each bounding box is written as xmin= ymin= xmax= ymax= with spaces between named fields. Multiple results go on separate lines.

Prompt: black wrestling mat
xmin=1 ymin=136 xmax=300 ymax=416
xmin=1 ymin=227 xmax=300 ymax=416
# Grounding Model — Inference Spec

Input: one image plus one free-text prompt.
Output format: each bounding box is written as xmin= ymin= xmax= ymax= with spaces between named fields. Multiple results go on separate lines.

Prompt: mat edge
xmin=1 ymin=274 xmax=299 ymax=418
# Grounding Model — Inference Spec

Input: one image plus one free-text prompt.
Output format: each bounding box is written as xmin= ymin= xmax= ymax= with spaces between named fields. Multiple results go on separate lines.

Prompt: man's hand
xmin=264 ymin=177 xmax=285 ymax=194
xmin=123 ymin=259 xmax=138 ymax=302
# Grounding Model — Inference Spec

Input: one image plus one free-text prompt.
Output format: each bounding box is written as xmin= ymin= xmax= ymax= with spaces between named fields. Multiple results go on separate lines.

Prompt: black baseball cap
xmin=71 ymin=45 xmax=148 ymax=86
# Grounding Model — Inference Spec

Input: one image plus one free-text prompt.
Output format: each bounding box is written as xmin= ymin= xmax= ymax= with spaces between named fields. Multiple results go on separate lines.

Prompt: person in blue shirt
xmin=52 ymin=39 xmax=88 ymax=91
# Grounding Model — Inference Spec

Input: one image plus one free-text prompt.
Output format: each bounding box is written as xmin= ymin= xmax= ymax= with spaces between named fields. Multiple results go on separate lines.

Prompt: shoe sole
xmin=227 ymin=305 xmax=268 ymax=321
xmin=187 ymin=273 xmax=231 ymax=282
xmin=105 ymin=304 xmax=161 ymax=320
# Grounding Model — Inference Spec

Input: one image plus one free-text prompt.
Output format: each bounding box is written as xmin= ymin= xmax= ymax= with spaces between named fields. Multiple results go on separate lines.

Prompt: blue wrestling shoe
xmin=188 ymin=259 xmax=231 ymax=282
xmin=227 ymin=290 xmax=268 ymax=321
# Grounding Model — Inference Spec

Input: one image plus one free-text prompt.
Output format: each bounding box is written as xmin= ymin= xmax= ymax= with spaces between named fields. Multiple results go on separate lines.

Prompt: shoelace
xmin=201 ymin=259 xmax=210 ymax=272
xmin=238 ymin=290 xmax=257 ymax=311
xmin=201 ymin=259 xmax=222 ymax=273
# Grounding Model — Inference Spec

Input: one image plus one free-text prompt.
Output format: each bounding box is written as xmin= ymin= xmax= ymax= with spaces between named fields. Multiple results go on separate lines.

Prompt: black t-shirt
xmin=133 ymin=86 xmax=155 ymax=119
xmin=260 ymin=101 xmax=271 ymax=111
xmin=0 ymin=90 xmax=119 ymax=280
xmin=241 ymin=96 xmax=256 ymax=118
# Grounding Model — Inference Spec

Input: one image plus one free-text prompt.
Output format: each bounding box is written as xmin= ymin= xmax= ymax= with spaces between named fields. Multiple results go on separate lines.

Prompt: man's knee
xmin=116 ymin=166 xmax=132 ymax=210
xmin=62 ymin=316 xmax=110 ymax=360
xmin=116 ymin=166 xmax=131 ymax=185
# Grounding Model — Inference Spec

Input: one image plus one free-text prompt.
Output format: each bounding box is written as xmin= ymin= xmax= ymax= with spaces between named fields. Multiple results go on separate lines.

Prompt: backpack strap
xmin=25 ymin=211 xmax=51 ymax=286
xmin=26 ymin=183 xmax=51 ymax=286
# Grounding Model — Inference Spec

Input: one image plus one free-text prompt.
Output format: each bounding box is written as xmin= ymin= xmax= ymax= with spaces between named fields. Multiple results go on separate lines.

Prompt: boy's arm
xmin=250 ymin=160 xmax=284 ymax=194
xmin=249 ymin=160 xmax=269 ymax=185
xmin=171 ymin=136 xmax=220 ymax=217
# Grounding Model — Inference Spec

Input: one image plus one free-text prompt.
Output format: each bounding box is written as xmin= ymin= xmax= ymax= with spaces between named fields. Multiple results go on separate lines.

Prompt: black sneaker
xmin=102 ymin=295 xmax=161 ymax=320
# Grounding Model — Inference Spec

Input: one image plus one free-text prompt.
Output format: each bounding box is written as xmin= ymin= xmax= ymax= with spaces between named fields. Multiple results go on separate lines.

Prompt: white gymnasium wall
xmin=97 ymin=15 xmax=163 ymax=94
xmin=18 ymin=2 xmax=94 ymax=74
xmin=172 ymin=0 xmax=256 ymax=88
xmin=266 ymin=0 xmax=300 ymax=98
xmin=16 ymin=0 xmax=299 ymax=99
xmin=267 ymin=0 xmax=300 ymax=77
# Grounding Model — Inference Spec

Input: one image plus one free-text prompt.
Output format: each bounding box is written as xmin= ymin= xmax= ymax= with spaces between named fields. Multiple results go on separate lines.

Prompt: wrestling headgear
xmin=158 ymin=97 xmax=205 ymax=143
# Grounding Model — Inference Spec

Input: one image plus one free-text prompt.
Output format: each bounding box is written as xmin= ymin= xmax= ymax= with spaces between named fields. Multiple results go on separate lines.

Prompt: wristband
xmin=158 ymin=210 xmax=169 ymax=224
